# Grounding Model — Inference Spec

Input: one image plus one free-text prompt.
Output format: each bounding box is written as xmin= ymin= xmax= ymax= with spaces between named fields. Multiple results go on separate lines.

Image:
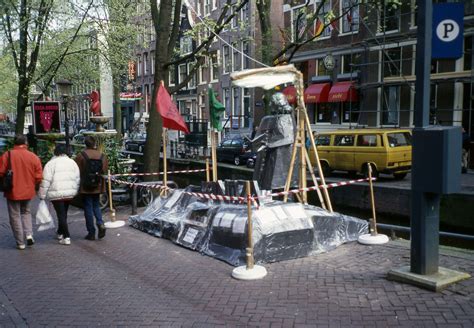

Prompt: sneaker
xmin=57 ymin=234 xmax=64 ymax=240
xmin=26 ymin=235 xmax=35 ymax=246
xmin=16 ymin=244 xmax=25 ymax=250
xmin=98 ymin=224 xmax=106 ymax=239
xmin=84 ymin=234 xmax=95 ymax=241
xmin=59 ymin=237 xmax=71 ymax=245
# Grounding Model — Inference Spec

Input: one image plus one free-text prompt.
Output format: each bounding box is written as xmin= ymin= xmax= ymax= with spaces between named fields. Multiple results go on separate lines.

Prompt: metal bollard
xmin=131 ymin=185 xmax=138 ymax=215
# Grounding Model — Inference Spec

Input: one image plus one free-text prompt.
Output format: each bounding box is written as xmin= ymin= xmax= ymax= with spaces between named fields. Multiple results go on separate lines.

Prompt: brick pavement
xmin=0 ymin=202 xmax=473 ymax=327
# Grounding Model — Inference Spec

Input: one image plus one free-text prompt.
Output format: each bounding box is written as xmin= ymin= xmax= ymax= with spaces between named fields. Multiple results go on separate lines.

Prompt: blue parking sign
xmin=432 ymin=3 xmax=464 ymax=59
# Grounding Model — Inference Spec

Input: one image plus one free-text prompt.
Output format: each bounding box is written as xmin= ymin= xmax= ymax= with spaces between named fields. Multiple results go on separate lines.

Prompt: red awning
xmin=304 ymin=83 xmax=331 ymax=103
xmin=282 ymin=86 xmax=297 ymax=105
xmin=328 ymin=82 xmax=358 ymax=102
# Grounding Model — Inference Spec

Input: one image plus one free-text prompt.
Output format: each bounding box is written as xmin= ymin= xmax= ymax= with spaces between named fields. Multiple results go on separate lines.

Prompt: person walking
xmin=38 ymin=144 xmax=80 ymax=245
xmin=75 ymin=135 xmax=108 ymax=240
xmin=0 ymin=135 xmax=42 ymax=250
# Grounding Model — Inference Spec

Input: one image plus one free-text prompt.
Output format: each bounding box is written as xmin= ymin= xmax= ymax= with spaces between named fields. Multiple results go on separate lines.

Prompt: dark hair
xmin=54 ymin=144 xmax=67 ymax=156
xmin=14 ymin=134 xmax=27 ymax=145
xmin=84 ymin=135 xmax=96 ymax=149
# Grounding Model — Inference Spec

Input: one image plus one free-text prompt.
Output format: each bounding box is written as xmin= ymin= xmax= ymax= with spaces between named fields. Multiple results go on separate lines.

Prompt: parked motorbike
xmin=99 ymin=176 xmax=154 ymax=211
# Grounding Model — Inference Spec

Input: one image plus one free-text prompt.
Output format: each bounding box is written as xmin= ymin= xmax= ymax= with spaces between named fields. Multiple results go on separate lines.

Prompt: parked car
xmin=0 ymin=137 xmax=8 ymax=155
xmin=216 ymin=137 xmax=253 ymax=166
xmin=308 ymin=129 xmax=412 ymax=179
xmin=125 ymin=132 xmax=147 ymax=153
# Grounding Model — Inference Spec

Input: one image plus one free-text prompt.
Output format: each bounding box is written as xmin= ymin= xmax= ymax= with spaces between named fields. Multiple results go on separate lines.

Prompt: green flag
xmin=208 ymin=87 xmax=225 ymax=131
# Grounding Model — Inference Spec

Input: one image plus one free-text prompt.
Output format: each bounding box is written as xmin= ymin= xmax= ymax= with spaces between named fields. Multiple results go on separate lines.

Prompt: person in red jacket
xmin=0 ymin=135 xmax=43 ymax=250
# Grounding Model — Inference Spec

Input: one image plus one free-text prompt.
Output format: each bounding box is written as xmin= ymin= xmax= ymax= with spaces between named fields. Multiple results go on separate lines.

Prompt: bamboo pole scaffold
xmin=231 ymin=65 xmax=333 ymax=211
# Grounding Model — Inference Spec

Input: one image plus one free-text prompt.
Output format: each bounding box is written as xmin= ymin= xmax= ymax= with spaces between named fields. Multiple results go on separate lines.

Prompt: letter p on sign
xmin=432 ymin=3 xmax=463 ymax=60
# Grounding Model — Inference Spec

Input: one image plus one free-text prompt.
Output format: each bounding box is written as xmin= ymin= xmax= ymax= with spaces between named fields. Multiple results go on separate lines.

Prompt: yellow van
xmin=308 ymin=129 xmax=412 ymax=179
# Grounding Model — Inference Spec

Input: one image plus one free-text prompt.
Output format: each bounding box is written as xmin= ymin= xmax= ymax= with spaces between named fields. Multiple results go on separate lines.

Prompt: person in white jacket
xmin=38 ymin=144 xmax=80 ymax=245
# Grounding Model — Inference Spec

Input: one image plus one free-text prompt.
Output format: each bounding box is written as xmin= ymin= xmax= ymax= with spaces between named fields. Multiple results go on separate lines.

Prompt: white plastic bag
xmin=36 ymin=200 xmax=55 ymax=231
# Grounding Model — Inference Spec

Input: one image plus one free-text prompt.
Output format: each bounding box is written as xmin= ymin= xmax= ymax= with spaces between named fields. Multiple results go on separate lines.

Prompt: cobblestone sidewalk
xmin=0 ymin=205 xmax=473 ymax=327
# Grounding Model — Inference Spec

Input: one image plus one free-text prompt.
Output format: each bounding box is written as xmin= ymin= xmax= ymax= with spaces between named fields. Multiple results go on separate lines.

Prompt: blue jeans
xmin=83 ymin=194 xmax=103 ymax=235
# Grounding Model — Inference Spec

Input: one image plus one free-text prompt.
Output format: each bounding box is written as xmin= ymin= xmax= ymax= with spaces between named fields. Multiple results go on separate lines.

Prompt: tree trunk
xmin=15 ymin=78 xmax=29 ymax=135
xmin=144 ymin=0 xmax=173 ymax=176
xmin=256 ymin=0 xmax=274 ymax=116
xmin=113 ymin=76 xmax=122 ymax=138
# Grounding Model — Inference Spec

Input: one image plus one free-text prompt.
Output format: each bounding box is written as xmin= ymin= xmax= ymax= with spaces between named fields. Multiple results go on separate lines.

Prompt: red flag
xmin=155 ymin=84 xmax=190 ymax=134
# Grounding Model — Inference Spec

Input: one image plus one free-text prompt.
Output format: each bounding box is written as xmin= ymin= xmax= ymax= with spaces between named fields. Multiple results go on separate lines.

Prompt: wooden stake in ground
xmin=211 ymin=131 xmax=218 ymax=181
xmin=367 ymin=163 xmax=378 ymax=236
xmin=107 ymin=169 xmax=116 ymax=221
xmin=161 ymin=128 xmax=168 ymax=196
xmin=205 ymin=158 xmax=210 ymax=182
xmin=245 ymin=180 xmax=254 ymax=269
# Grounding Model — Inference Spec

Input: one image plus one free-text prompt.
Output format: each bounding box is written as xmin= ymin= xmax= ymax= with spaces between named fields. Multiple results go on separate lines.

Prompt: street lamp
xmin=56 ymin=79 xmax=73 ymax=154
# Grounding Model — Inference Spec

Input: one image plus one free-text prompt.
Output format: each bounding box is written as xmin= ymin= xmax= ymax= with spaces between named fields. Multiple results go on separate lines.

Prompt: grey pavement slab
xmin=0 ymin=202 xmax=473 ymax=327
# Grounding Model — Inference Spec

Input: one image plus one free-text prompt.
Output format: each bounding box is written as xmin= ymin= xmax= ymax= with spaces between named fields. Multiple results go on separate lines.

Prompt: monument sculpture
xmin=248 ymin=92 xmax=297 ymax=190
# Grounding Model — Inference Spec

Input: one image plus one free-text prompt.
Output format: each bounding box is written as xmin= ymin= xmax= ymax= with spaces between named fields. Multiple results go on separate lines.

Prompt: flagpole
xmin=212 ymin=129 xmax=218 ymax=181
xmin=162 ymin=128 xmax=168 ymax=196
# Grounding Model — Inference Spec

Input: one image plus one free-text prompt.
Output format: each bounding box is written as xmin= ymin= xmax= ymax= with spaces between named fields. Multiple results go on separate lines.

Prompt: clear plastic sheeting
xmin=129 ymin=189 xmax=368 ymax=266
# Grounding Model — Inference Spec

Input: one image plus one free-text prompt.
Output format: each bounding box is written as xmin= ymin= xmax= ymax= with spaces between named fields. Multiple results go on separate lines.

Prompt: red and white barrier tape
xmin=107 ymin=175 xmax=375 ymax=205
xmin=110 ymin=168 xmax=208 ymax=178
xmin=262 ymin=177 xmax=376 ymax=200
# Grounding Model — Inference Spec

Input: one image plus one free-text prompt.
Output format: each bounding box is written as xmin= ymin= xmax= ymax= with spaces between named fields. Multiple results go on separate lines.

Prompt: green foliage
xmin=102 ymin=137 xmax=127 ymax=175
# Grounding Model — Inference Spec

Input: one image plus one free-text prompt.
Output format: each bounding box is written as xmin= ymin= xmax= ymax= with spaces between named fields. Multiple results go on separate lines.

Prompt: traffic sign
xmin=432 ymin=3 xmax=464 ymax=59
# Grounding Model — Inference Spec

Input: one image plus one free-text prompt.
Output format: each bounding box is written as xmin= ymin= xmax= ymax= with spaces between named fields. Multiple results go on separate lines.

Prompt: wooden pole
xmin=205 ymin=158 xmax=210 ymax=182
xmin=245 ymin=181 xmax=254 ymax=269
xmin=162 ymin=129 xmax=168 ymax=196
xmin=303 ymin=112 xmax=333 ymax=212
xmin=107 ymin=169 xmax=115 ymax=221
xmin=212 ymin=131 xmax=218 ymax=181
xmin=304 ymin=150 xmax=326 ymax=210
xmin=367 ymin=163 xmax=378 ymax=236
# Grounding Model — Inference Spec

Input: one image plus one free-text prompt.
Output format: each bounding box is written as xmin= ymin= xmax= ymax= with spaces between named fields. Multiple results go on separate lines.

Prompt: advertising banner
xmin=32 ymin=101 xmax=61 ymax=134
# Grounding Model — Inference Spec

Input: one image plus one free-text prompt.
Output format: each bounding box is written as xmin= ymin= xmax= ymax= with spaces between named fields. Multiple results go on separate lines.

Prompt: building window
xmin=196 ymin=0 xmax=201 ymax=15
xmin=341 ymin=0 xmax=359 ymax=33
xmin=151 ymin=52 xmax=155 ymax=74
xmin=242 ymin=41 xmax=250 ymax=69
xmin=291 ymin=5 xmax=307 ymax=42
xmin=169 ymin=65 xmax=176 ymax=86
xmin=378 ymin=1 xmax=401 ymax=33
xmin=317 ymin=0 xmax=331 ymax=38
xmin=233 ymin=46 xmax=240 ymax=72
xmin=383 ymin=47 xmax=401 ymax=77
xmin=204 ymin=0 xmax=211 ymax=16
xmin=137 ymin=56 xmax=142 ymax=77
xmin=241 ymin=2 xmax=249 ymax=22
xmin=464 ymin=36 xmax=472 ymax=71
xmin=198 ymin=58 xmax=206 ymax=84
xmin=210 ymin=51 xmax=219 ymax=81
xmin=232 ymin=87 xmax=240 ymax=125
xmin=341 ymin=53 xmax=362 ymax=74
xmin=144 ymin=53 xmax=148 ymax=74
xmin=243 ymin=88 xmax=250 ymax=128
xmin=342 ymin=103 xmax=359 ymax=123
xmin=178 ymin=64 xmax=187 ymax=85
xmin=317 ymin=59 xmax=330 ymax=76
xmin=180 ymin=36 xmax=192 ymax=55
xmin=223 ymin=88 xmax=230 ymax=119
xmin=381 ymin=86 xmax=400 ymax=125
xmin=187 ymin=63 xmax=196 ymax=89
xmin=223 ymin=45 xmax=231 ymax=74
xmin=316 ymin=103 xmax=333 ymax=123
xmin=199 ymin=94 xmax=206 ymax=119
xmin=232 ymin=5 xmax=239 ymax=29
